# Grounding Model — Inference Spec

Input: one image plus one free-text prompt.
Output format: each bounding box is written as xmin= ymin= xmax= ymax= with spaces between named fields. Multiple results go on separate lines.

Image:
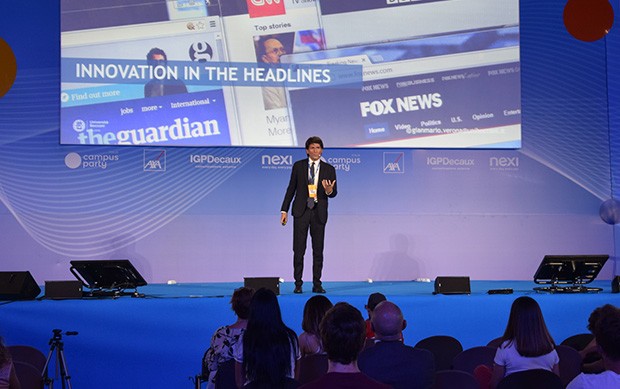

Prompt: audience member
xmin=0 ymin=337 xmax=20 ymax=389
xmin=579 ymin=304 xmax=618 ymax=373
xmin=567 ymin=305 xmax=620 ymax=388
xmin=490 ymin=296 xmax=559 ymax=388
xmin=233 ymin=288 xmax=300 ymax=388
xmin=358 ymin=301 xmax=434 ymax=389
xmin=299 ymin=295 xmax=333 ymax=356
xmin=202 ymin=287 xmax=254 ymax=388
xmin=365 ymin=293 xmax=386 ymax=340
xmin=300 ymin=302 xmax=390 ymax=389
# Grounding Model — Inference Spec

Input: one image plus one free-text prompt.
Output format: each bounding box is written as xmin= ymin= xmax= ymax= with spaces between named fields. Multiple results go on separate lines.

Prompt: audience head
xmin=320 ymin=302 xmax=366 ymax=365
xmin=302 ymin=295 xmax=333 ymax=335
xmin=365 ymin=292 xmax=387 ymax=318
xmin=243 ymin=288 xmax=297 ymax=385
xmin=0 ymin=337 xmax=9 ymax=366
xmin=231 ymin=287 xmax=254 ymax=320
xmin=593 ymin=305 xmax=620 ymax=363
xmin=587 ymin=304 xmax=618 ymax=333
xmin=502 ymin=296 xmax=555 ymax=357
xmin=371 ymin=301 xmax=406 ymax=341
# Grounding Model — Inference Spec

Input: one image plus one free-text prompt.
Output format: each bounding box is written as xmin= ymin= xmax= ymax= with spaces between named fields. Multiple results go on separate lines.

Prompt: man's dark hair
xmin=146 ymin=47 xmax=167 ymax=62
xmin=594 ymin=305 xmax=620 ymax=361
xmin=320 ymin=302 xmax=366 ymax=365
xmin=305 ymin=136 xmax=324 ymax=150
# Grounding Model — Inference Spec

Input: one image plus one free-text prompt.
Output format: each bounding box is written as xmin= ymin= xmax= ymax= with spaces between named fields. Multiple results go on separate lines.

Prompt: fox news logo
xmin=383 ymin=152 xmax=405 ymax=174
xmin=144 ymin=150 xmax=166 ymax=172
xmin=247 ymin=0 xmax=285 ymax=18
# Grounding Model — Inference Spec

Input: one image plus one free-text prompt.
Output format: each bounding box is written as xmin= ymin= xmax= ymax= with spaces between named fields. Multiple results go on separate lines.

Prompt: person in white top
xmin=567 ymin=305 xmax=620 ymax=389
xmin=490 ymin=296 xmax=560 ymax=388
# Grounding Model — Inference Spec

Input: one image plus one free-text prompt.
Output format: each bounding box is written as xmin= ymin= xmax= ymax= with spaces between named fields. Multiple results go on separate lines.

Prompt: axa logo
xmin=144 ymin=150 xmax=166 ymax=172
xmin=247 ymin=0 xmax=285 ymax=18
xmin=383 ymin=152 xmax=405 ymax=174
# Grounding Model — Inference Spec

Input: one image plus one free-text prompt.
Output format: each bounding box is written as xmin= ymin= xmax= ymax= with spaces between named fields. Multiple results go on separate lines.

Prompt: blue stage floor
xmin=1 ymin=281 xmax=619 ymax=389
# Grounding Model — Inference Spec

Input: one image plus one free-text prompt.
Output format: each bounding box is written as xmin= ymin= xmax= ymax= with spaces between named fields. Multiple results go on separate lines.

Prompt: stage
xmin=1 ymin=280 xmax=619 ymax=388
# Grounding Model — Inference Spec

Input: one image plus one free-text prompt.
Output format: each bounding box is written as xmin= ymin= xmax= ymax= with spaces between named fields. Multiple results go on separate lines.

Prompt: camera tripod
xmin=42 ymin=329 xmax=77 ymax=389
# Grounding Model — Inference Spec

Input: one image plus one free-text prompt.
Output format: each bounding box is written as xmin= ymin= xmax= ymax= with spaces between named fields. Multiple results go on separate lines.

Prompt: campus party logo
xmin=383 ymin=152 xmax=405 ymax=174
xmin=144 ymin=150 xmax=166 ymax=172
xmin=261 ymin=154 xmax=292 ymax=170
xmin=247 ymin=0 xmax=285 ymax=18
xmin=64 ymin=152 xmax=119 ymax=170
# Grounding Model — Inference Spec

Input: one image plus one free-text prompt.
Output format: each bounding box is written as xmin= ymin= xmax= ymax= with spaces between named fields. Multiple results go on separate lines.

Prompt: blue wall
xmin=0 ymin=0 xmax=617 ymax=284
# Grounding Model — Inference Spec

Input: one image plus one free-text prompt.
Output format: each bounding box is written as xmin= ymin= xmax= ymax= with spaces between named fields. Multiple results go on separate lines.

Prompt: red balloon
xmin=0 ymin=38 xmax=17 ymax=98
xmin=564 ymin=0 xmax=614 ymax=42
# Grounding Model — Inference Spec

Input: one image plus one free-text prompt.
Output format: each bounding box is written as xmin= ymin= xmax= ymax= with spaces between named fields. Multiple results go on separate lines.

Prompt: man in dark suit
xmin=358 ymin=301 xmax=435 ymax=389
xmin=280 ymin=136 xmax=337 ymax=294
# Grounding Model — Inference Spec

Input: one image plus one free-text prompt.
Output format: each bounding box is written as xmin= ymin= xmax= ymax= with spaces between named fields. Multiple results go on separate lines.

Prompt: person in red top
xmin=365 ymin=293 xmax=386 ymax=339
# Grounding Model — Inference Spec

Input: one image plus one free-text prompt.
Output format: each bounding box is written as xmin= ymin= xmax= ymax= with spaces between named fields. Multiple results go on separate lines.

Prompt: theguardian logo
xmin=383 ymin=152 xmax=405 ymax=174
xmin=64 ymin=152 xmax=119 ymax=170
xmin=144 ymin=150 xmax=166 ymax=172
xmin=489 ymin=156 xmax=519 ymax=171
xmin=247 ymin=0 xmax=285 ymax=18
xmin=261 ymin=154 xmax=292 ymax=170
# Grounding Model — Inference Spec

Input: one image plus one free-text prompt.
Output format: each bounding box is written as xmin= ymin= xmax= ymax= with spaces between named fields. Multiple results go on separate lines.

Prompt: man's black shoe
xmin=294 ymin=286 xmax=303 ymax=294
xmin=312 ymin=286 xmax=326 ymax=294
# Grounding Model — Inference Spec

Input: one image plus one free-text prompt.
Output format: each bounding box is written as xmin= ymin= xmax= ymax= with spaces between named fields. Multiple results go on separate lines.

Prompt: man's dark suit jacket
xmin=281 ymin=159 xmax=337 ymax=223
xmin=358 ymin=340 xmax=435 ymax=389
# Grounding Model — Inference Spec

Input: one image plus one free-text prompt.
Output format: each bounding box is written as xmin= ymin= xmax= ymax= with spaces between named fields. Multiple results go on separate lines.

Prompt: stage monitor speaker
xmin=244 ymin=277 xmax=280 ymax=295
xmin=612 ymin=276 xmax=620 ymax=293
xmin=45 ymin=280 xmax=83 ymax=299
xmin=433 ymin=276 xmax=471 ymax=295
xmin=0 ymin=271 xmax=41 ymax=300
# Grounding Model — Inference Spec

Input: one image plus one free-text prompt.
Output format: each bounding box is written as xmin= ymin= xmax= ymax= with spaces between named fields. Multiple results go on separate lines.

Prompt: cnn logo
xmin=247 ymin=0 xmax=285 ymax=18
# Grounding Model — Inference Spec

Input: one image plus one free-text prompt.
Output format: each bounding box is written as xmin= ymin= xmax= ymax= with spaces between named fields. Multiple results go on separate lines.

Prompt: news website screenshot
xmin=219 ymin=0 xmax=325 ymax=146
xmin=60 ymin=0 xmax=238 ymax=147
xmin=317 ymin=0 xmax=519 ymax=49
xmin=283 ymin=26 xmax=521 ymax=148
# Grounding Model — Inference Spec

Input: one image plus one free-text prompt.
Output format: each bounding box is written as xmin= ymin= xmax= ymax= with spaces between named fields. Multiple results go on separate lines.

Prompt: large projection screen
xmin=60 ymin=0 xmax=520 ymax=148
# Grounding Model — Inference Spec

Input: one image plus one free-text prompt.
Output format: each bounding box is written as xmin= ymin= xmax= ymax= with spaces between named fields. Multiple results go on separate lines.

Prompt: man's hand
xmin=322 ymin=179 xmax=336 ymax=195
xmin=280 ymin=212 xmax=288 ymax=226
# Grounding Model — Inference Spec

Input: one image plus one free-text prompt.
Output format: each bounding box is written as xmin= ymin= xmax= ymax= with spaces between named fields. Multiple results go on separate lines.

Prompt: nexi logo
xmin=489 ymin=156 xmax=519 ymax=170
xmin=383 ymin=152 xmax=405 ymax=174
xmin=247 ymin=0 xmax=285 ymax=18
xmin=261 ymin=154 xmax=292 ymax=168
xmin=144 ymin=150 xmax=166 ymax=172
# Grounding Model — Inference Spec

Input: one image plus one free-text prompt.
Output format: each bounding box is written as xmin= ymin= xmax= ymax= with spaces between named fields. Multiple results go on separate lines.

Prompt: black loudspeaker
xmin=433 ymin=276 xmax=471 ymax=295
xmin=45 ymin=280 xmax=83 ymax=299
xmin=244 ymin=277 xmax=280 ymax=295
xmin=612 ymin=276 xmax=620 ymax=293
xmin=0 ymin=271 xmax=41 ymax=300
